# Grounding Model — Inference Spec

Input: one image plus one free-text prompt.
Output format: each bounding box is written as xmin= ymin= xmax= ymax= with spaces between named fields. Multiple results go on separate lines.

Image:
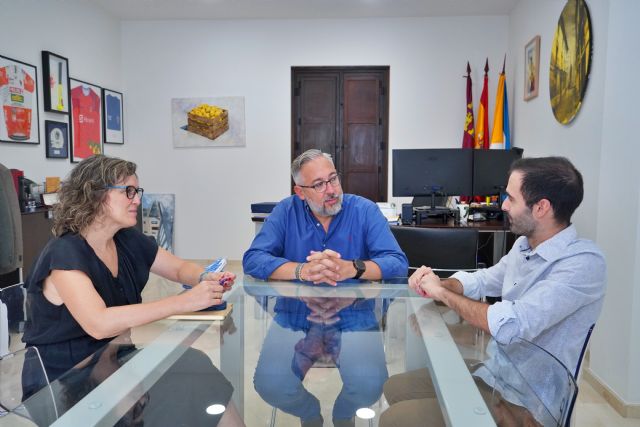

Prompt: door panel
xmin=292 ymin=67 xmax=388 ymax=202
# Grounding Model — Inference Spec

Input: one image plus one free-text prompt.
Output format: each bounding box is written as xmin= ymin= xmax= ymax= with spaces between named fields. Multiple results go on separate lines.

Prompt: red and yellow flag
xmin=475 ymin=59 xmax=489 ymax=149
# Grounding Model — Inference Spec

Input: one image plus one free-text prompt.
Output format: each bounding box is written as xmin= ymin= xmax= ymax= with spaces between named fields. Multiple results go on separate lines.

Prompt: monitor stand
xmin=413 ymin=192 xmax=452 ymax=224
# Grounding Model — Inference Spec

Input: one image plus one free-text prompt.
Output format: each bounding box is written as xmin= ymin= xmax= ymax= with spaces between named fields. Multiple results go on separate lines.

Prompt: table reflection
xmin=253 ymin=296 xmax=387 ymax=426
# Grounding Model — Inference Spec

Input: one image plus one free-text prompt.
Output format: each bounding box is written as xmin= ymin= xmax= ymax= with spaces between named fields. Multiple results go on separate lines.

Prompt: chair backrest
xmin=565 ymin=323 xmax=595 ymax=427
xmin=0 ymin=283 xmax=27 ymax=356
xmin=0 ymin=346 xmax=54 ymax=420
xmin=390 ymin=226 xmax=478 ymax=277
xmin=0 ymin=163 xmax=23 ymax=275
xmin=487 ymin=337 xmax=578 ymax=427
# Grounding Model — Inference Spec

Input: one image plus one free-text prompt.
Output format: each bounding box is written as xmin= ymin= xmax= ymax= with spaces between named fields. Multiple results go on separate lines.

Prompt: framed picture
xmin=45 ymin=120 xmax=69 ymax=158
xmin=0 ymin=55 xmax=40 ymax=144
xmin=524 ymin=35 xmax=541 ymax=101
xmin=102 ymin=88 xmax=124 ymax=144
xmin=69 ymin=78 xmax=103 ymax=162
xmin=41 ymin=51 xmax=70 ymax=114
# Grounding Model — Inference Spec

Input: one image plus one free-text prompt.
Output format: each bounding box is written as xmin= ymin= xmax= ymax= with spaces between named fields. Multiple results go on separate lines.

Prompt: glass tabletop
xmin=3 ymin=277 xmax=499 ymax=427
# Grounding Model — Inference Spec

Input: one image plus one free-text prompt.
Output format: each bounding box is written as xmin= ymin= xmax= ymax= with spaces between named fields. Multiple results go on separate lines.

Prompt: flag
xmin=462 ymin=62 xmax=475 ymax=149
xmin=475 ymin=59 xmax=489 ymax=149
xmin=490 ymin=57 xmax=511 ymax=150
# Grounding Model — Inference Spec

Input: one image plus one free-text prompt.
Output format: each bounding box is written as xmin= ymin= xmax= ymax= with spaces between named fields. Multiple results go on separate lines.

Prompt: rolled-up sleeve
xmin=242 ymin=205 xmax=290 ymax=280
xmin=452 ymin=255 xmax=508 ymax=300
xmin=365 ymin=204 xmax=409 ymax=279
xmin=487 ymin=252 xmax=606 ymax=344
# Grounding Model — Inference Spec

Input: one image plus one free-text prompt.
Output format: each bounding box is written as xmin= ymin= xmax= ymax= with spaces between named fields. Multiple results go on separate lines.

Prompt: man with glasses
xmin=243 ymin=149 xmax=407 ymax=285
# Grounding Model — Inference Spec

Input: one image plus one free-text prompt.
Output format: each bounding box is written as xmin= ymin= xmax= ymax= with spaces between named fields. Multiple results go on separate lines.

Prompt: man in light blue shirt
xmin=382 ymin=157 xmax=606 ymax=426
xmin=243 ymin=149 xmax=408 ymax=285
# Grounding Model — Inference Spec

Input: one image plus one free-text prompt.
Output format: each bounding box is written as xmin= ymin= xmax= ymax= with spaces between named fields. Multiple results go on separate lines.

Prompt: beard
xmin=507 ymin=209 xmax=536 ymax=236
xmin=306 ymin=192 xmax=343 ymax=217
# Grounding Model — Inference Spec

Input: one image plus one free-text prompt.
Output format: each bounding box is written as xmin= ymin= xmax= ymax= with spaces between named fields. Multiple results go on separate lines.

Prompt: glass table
xmin=3 ymin=277 xmax=500 ymax=427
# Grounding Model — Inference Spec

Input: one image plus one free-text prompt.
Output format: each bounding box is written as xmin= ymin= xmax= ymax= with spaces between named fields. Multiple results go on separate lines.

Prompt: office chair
xmin=487 ymin=337 xmax=578 ymax=427
xmin=566 ymin=323 xmax=595 ymax=427
xmin=390 ymin=226 xmax=479 ymax=277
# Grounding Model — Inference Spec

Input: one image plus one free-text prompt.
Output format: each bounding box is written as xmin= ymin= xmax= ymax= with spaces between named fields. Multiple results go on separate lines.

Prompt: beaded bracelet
xmin=294 ymin=263 xmax=305 ymax=281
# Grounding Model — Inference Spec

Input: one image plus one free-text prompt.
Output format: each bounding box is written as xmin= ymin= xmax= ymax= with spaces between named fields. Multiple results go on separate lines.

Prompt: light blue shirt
xmin=242 ymin=194 xmax=408 ymax=281
xmin=452 ymin=224 xmax=606 ymax=376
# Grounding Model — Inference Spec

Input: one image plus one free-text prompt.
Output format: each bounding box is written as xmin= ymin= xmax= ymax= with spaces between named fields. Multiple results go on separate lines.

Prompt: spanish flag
xmin=462 ymin=62 xmax=475 ymax=149
xmin=490 ymin=57 xmax=511 ymax=150
xmin=475 ymin=59 xmax=489 ymax=149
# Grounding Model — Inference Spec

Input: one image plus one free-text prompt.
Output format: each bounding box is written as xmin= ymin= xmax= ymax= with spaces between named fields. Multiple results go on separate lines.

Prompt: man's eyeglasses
xmin=298 ymin=174 xmax=341 ymax=193
xmin=107 ymin=185 xmax=144 ymax=200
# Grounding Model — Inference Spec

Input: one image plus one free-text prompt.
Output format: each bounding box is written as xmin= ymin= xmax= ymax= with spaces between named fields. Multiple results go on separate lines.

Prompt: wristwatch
xmin=352 ymin=259 xmax=366 ymax=279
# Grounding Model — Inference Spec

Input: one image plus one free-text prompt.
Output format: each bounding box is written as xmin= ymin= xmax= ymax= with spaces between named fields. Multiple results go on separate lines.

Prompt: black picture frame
xmin=45 ymin=120 xmax=69 ymax=158
xmin=0 ymin=54 xmax=40 ymax=144
xmin=69 ymin=78 xmax=103 ymax=163
xmin=41 ymin=51 xmax=70 ymax=114
xmin=102 ymin=88 xmax=124 ymax=144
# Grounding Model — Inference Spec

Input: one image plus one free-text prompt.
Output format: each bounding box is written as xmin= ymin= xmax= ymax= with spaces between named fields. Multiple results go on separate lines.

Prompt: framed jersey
xmin=102 ymin=88 xmax=124 ymax=144
xmin=69 ymin=78 xmax=103 ymax=162
xmin=0 ymin=54 xmax=40 ymax=144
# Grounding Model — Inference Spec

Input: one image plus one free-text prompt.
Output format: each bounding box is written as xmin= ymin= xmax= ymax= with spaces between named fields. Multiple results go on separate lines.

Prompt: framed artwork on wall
xmin=524 ymin=35 xmax=540 ymax=101
xmin=69 ymin=78 xmax=103 ymax=162
xmin=102 ymin=88 xmax=124 ymax=144
xmin=45 ymin=120 xmax=69 ymax=159
xmin=0 ymin=54 xmax=40 ymax=144
xmin=41 ymin=51 xmax=70 ymax=114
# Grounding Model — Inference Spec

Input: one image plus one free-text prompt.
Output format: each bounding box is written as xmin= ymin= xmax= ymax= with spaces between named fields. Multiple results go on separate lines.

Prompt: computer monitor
xmin=472 ymin=148 xmax=523 ymax=197
xmin=392 ymin=149 xmax=473 ymax=200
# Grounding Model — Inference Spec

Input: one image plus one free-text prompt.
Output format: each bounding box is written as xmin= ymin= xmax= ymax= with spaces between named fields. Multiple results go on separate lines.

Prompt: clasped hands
xmin=301 ymin=249 xmax=356 ymax=286
xmin=301 ymin=296 xmax=356 ymax=325
xmin=408 ymin=266 xmax=445 ymax=301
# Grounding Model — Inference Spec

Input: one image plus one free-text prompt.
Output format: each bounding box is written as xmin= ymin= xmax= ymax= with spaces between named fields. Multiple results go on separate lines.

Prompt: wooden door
xmin=292 ymin=67 xmax=389 ymax=202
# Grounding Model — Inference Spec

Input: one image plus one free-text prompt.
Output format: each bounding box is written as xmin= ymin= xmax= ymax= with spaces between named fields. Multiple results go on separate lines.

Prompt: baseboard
xmin=583 ymin=368 xmax=640 ymax=418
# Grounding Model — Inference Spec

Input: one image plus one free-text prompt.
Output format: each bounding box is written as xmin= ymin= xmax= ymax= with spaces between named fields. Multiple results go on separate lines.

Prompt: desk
xmin=4 ymin=268 xmax=504 ymax=426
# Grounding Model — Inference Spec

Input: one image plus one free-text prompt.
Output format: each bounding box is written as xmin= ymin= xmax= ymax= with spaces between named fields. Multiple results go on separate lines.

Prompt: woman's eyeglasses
xmin=106 ymin=185 xmax=144 ymax=200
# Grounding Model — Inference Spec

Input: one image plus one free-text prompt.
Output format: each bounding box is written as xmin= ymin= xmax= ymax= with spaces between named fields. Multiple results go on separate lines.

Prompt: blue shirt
xmin=242 ymin=194 xmax=408 ymax=281
xmin=452 ymin=224 xmax=606 ymax=375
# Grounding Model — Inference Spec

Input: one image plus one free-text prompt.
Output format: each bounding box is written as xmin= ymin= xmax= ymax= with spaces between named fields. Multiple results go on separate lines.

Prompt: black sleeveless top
xmin=22 ymin=227 xmax=158 ymax=379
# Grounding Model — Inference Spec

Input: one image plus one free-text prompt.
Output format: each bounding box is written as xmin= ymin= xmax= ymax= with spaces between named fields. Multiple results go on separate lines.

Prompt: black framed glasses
xmin=298 ymin=174 xmax=341 ymax=193
xmin=106 ymin=185 xmax=144 ymax=200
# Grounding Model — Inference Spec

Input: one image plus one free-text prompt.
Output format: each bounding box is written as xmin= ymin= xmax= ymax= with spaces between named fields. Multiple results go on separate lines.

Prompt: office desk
xmin=5 ymin=273 xmax=502 ymax=426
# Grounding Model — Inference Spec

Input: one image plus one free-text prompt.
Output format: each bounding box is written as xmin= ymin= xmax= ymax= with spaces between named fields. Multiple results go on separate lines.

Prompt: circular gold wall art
xmin=549 ymin=0 xmax=592 ymax=124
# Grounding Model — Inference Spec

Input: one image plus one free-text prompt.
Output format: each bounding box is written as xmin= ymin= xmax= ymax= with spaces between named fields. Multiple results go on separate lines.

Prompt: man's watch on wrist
xmin=352 ymin=259 xmax=366 ymax=280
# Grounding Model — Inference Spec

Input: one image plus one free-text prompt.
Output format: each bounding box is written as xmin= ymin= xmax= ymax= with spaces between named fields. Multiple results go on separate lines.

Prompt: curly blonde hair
xmin=53 ymin=155 xmax=137 ymax=236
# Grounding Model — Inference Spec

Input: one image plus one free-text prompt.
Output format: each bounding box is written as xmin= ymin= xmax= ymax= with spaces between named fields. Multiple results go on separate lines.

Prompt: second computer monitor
xmin=472 ymin=148 xmax=523 ymax=196
xmin=392 ymin=149 xmax=473 ymax=197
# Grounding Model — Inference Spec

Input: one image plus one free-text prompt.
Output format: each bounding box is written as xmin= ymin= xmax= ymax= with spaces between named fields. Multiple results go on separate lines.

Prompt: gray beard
xmin=307 ymin=193 xmax=343 ymax=217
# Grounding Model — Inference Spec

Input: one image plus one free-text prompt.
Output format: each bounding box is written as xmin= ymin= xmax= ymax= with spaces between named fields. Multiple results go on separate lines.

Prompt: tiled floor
xmin=574 ymin=380 xmax=640 ymax=427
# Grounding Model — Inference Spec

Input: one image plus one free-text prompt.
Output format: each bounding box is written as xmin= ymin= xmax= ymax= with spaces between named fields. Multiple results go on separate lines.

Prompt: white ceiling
xmin=89 ymin=0 xmax=519 ymax=20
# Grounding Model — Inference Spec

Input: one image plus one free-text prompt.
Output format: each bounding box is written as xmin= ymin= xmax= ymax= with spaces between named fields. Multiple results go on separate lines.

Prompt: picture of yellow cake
xmin=187 ymin=103 xmax=229 ymax=140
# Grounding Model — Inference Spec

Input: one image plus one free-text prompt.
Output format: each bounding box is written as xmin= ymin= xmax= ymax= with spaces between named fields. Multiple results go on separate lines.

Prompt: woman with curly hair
xmin=22 ymin=154 xmax=236 ymax=380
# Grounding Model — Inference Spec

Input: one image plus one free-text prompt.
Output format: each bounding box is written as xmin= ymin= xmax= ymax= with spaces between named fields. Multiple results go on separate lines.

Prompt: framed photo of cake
xmin=45 ymin=120 xmax=69 ymax=158
xmin=0 ymin=54 xmax=40 ymax=144
xmin=69 ymin=78 xmax=103 ymax=162
xmin=102 ymin=88 xmax=124 ymax=144
xmin=171 ymin=96 xmax=245 ymax=148
xmin=42 ymin=51 xmax=70 ymax=114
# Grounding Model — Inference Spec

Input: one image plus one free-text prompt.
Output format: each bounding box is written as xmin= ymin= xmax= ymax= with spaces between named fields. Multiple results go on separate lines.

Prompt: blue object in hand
xmin=181 ymin=258 xmax=229 ymax=311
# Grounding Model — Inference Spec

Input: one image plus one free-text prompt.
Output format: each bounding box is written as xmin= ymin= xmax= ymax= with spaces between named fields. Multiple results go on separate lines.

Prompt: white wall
xmin=592 ymin=0 xmax=640 ymax=404
xmin=119 ymin=17 xmax=509 ymax=260
xmin=0 ymin=0 xmax=122 ymax=181
xmin=509 ymin=0 xmax=639 ymax=405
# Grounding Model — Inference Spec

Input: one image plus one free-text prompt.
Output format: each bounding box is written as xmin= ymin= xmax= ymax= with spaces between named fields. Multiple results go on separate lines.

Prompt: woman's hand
xmin=200 ymin=271 xmax=236 ymax=293
xmin=181 ymin=280 xmax=226 ymax=312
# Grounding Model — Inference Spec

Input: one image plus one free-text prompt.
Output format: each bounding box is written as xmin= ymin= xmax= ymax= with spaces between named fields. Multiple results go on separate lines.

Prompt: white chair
xmin=0 ymin=283 xmax=27 ymax=356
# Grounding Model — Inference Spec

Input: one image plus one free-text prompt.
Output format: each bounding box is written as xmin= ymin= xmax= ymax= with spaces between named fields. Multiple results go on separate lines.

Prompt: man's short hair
xmin=509 ymin=156 xmax=583 ymax=225
xmin=291 ymin=149 xmax=334 ymax=185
